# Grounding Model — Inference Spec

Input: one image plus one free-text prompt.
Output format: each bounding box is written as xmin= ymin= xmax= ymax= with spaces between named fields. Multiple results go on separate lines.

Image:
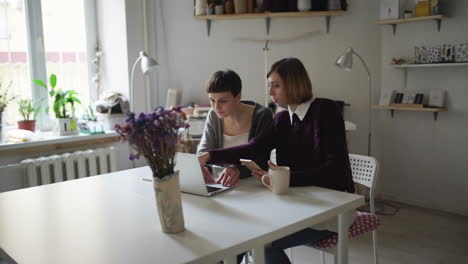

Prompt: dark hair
xmin=267 ymin=57 xmax=313 ymax=104
xmin=206 ymin=70 xmax=242 ymax=97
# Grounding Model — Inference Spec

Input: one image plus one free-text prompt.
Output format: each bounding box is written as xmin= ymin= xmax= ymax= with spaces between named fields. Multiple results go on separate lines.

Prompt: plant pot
xmin=56 ymin=118 xmax=79 ymax=136
xmin=153 ymin=171 xmax=185 ymax=233
xmin=18 ymin=120 xmax=36 ymax=132
xmin=101 ymin=113 xmax=125 ymax=131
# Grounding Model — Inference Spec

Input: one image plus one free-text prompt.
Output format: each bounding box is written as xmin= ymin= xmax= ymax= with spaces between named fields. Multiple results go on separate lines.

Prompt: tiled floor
xmin=290 ymin=202 xmax=468 ymax=264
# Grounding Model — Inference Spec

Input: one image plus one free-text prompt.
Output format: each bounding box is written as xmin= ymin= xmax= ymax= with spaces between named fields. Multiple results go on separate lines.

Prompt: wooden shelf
xmin=377 ymin=15 xmax=446 ymax=36
xmin=392 ymin=62 xmax=468 ymax=68
xmin=372 ymin=105 xmax=446 ymax=120
xmin=194 ymin=11 xmax=345 ymax=36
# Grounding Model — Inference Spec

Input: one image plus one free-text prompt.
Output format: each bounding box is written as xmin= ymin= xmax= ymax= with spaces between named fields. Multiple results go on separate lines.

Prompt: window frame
xmin=22 ymin=0 xmax=99 ymax=130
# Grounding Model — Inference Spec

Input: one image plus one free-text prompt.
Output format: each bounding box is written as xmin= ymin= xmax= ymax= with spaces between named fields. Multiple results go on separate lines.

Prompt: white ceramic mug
xmin=262 ymin=166 xmax=290 ymax=195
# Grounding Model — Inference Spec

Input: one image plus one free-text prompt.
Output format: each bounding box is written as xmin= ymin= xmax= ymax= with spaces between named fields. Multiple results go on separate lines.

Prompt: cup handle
xmin=261 ymin=174 xmax=272 ymax=191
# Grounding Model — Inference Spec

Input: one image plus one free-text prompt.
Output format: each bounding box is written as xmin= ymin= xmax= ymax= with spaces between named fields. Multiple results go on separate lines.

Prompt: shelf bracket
xmin=325 ymin=16 xmax=331 ymax=34
xmin=390 ymin=110 xmax=395 ymax=118
xmin=206 ymin=19 xmax=212 ymax=37
xmin=435 ymin=19 xmax=442 ymax=32
xmin=392 ymin=24 xmax=397 ymax=36
xmin=433 ymin=112 xmax=438 ymax=121
xmin=265 ymin=16 xmax=271 ymax=35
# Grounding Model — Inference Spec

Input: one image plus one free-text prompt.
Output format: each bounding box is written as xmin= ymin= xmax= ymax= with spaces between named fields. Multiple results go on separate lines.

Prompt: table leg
xmin=337 ymin=212 xmax=349 ymax=264
xmin=252 ymin=245 xmax=265 ymax=264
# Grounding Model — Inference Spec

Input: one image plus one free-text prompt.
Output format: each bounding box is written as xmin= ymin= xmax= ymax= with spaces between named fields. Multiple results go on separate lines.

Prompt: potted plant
xmin=115 ymin=106 xmax=188 ymax=233
xmin=17 ymin=98 xmax=42 ymax=132
xmin=0 ymin=81 xmax=15 ymax=142
xmin=33 ymin=74 xmax=81 ymax=135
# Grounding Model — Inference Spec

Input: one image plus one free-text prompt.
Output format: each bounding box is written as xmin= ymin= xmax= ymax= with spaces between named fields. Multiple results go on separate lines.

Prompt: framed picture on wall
xmin=380 ymin=0 xmax=400 ymax=20
xmin=428 ymin=90 xmax=445 ymax=107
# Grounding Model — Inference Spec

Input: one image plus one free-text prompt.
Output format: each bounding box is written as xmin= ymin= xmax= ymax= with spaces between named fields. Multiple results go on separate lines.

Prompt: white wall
xmin=377 ymin=1 xmax=468 ymax=215
xmin=151 ymin=0 xmax=381 ymax=156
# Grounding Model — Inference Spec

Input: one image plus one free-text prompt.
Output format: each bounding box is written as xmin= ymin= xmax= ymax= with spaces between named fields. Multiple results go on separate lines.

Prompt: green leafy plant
xmin=84 ymin=105 xmax=97 ymax=121
xmin=0 ymin=81 xmax=15 ymax=112
xmin=33 ymin=74 xmax=81 ymax=118
xmin=18 ymin=98 xmax=43 ymax=121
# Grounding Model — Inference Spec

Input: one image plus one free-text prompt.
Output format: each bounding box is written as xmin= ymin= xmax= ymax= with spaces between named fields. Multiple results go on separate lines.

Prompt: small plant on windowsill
xmin=33 ymin=74 xmax=82 ymax=135
xmin=0 ymin=81 xmax=15 ymax=113
xmin=17 ymin=98 xmax=43 ymax=132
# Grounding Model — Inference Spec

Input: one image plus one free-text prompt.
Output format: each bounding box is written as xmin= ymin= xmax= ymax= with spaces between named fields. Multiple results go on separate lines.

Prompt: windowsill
xmin=0 ymin=130 xmax=120 ymax=156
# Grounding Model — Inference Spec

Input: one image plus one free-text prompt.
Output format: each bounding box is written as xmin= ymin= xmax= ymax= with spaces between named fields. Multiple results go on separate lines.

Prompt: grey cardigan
xmin=197 ymin=101 xmax=273 ymax=178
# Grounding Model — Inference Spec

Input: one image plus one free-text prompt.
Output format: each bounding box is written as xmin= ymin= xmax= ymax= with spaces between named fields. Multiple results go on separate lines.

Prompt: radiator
xmin=20 ymin=146 xmax=117 ymax=187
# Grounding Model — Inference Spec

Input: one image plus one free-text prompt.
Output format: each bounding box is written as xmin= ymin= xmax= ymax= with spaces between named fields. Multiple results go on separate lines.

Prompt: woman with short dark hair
xmin=197 ymin=69 xmax=273 ymax=187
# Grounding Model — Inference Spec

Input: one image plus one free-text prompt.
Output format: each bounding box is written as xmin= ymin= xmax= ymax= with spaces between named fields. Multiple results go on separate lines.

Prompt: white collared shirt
xmin=288 ymin=98 xmax=315 ymax=124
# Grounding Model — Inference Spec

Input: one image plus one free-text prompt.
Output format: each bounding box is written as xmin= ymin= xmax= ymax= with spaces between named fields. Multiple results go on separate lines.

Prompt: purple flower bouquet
xmin=115 ymin=106 xmax=188 ymax=179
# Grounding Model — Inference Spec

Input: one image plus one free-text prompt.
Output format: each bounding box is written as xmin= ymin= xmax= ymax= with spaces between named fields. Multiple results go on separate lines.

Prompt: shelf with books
xmin=372 ymin=104 xmax=446 ymax=120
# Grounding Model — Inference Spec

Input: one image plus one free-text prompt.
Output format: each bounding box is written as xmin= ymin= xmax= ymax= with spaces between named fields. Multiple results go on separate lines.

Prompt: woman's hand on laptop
xmin=217 ymin=167 xmax=240 ymax=187
xmin=198 ymin=152 xmax=214 ymax=183
xmin=201 ymin=166 xmax=215 ymax=183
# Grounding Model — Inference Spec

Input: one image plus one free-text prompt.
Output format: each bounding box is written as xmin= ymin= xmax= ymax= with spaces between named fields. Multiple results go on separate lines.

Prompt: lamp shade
xmin=335 ymin=47 xmax=354 ymax=71
xmin=139 ymin=51 xmax=159 ymax=74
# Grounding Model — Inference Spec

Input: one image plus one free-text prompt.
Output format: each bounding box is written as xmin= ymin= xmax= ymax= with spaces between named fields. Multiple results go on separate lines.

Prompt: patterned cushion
xmin=307 ymin=211 xmax=380 ymax=250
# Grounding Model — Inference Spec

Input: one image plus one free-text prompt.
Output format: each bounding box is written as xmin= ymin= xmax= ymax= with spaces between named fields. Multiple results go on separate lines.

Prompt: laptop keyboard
xmin=206 ymin=185 xmax=222 ymax=193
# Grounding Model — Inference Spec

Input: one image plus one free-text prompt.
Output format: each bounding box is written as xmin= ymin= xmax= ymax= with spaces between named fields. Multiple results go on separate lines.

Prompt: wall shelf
xmin=372 ymin=105 xmax=446 ymax=120
xmin=391 ymin=62 xmax=468 ymax=88
xmin=392 ymin=62 xmax=468 ymax=68
xmin=376 ymin=15 xmax=446 ymax=36
xmin=194 ymin=11 xmax=345 ymax=36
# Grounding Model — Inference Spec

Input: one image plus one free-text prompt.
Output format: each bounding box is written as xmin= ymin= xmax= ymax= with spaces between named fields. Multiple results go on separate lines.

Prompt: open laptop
xmin=175 ymin=152 xmax=232 ymax=196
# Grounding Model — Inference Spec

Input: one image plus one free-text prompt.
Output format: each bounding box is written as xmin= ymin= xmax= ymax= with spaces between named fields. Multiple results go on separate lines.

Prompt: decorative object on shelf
xmin=401 ymin=93 xmax=412 ymax=104
xmin=225 ymin=0 xmax=234 ymax=14
xmin=115 ymin=106 xmax=188 ymax=233
xmin=262 ymin=0 xmax=271 ymax=11
xmin=335 ymin=47 xmax=373 ymax=155
xmin=247 ymin=0 xmax=255 ymax=13
xmin=215 ymin=4 xmax=224 ymax=14
xmin=426 ymin=45 xmax=442 ymax=63
xmin=297 ymin=0 xmax=311 ymax=12
xmin=415 ymin=0 xmax=430 ymax=17
xmin=379 ymin=89 xmax=396 ymax=106
xmin=414 ymin=93 xmax=424 ymax=104
xmin=430 ymin=0 xmax=441 ymax=15
xmin=393 ymin=92 xmax=404 ymax=104
xmin=130 ymin=51 xmax=159 ymax=112
xmin=428 ymin=90 xmax=445 ymax=107
xmin=270 ymin=0 xmax=288 ymax=12
xmin=379 ymin=0 xmax=400 ymax=20
xmin=288 ymin=0 xmax=298 ymax=12
xmin=441 ymin=44 xmax=455 ymax=63
xmin=17 ymin=98 xmax=43 ymax=132
xmin=391 ymin=57 xmax=406 ymax=65
xmin=311 ymin=0 xmax=329 ymax=11
xmin=328 ymin=0 xmax=341 ymax=10
xmin=234 ymin=0 xmax=247 ymax=13
xmin=33 ymin=74 xmax=81 ymax=136
xmin=255 ymin=0 xmax=263 ymax=12
xmin=415 ymin=46 xmax=427 ymax=64
xmin=403 ymin=10 xmax=413 ymax=18
xmin=206 ymin=4 xmax=214 ymax=15
xmin=455 ymin=43 xmax=468 ymax=62
xmin=195 ymin=0 xmax=207 ymax=16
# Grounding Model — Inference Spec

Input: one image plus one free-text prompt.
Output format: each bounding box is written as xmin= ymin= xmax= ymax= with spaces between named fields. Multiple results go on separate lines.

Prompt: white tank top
xmin=223 ymin=132 xmax=249 ymax=148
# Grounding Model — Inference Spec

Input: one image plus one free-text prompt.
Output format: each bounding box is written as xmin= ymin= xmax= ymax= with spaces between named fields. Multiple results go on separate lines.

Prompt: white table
xmin=0 ymin=167 xmax=363 ymax=264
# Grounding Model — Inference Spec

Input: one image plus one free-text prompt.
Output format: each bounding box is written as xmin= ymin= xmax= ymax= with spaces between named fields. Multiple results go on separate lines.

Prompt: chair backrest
xmin=349 ymin=153 xmax=378 ymax=191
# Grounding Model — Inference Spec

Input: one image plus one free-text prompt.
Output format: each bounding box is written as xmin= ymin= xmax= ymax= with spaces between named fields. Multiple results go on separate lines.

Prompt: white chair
xmin=306 ymin=154 xmax=380 ymax=264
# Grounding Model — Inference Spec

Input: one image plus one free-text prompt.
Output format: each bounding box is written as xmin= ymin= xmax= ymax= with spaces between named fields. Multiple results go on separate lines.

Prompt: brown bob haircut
xmin=267 ymin=57 xmax=313 ymax=105
xmin=206 ymin=70 xmax=242 ymax=97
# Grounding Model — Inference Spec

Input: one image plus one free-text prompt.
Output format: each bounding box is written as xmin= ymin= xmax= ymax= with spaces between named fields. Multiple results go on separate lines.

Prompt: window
xmin=0 ymin=0 xmax=98 ymax=127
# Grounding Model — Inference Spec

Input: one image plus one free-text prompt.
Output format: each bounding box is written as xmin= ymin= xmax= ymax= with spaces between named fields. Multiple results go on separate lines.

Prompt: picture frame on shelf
xmin=393 ymin=92 xmax=404 ymax=104
xmin=379 ymin=89 xmax=396 ymax=106
xmin=428 ymin=90 xmax=445 ymax=108
xmin=414 ymin=93 xmax=424 ymax=105
xmin=407 ymin=93 xmax=416 ymax=104
xmin=401 ymin=93 xmax=412 ymax=104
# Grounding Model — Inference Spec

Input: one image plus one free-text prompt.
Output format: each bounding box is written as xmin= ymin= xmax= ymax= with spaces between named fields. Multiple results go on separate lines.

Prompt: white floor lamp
xmin=129 ymin=51 xmax=159 ymax=112
xmin=335 ymin=47 xmax=372 ymax=156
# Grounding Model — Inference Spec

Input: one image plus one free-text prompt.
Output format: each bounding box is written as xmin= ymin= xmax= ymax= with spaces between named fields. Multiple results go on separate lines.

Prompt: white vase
xmin=234 ymin=0 xmax=247 ymax=14
xmin=56 ymin=118 xmax=79 ymax=136
xmin=153 ymin=171 xmax=185 ymax=234
xmin=297 ymin=0 xmax=311 ymax=11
